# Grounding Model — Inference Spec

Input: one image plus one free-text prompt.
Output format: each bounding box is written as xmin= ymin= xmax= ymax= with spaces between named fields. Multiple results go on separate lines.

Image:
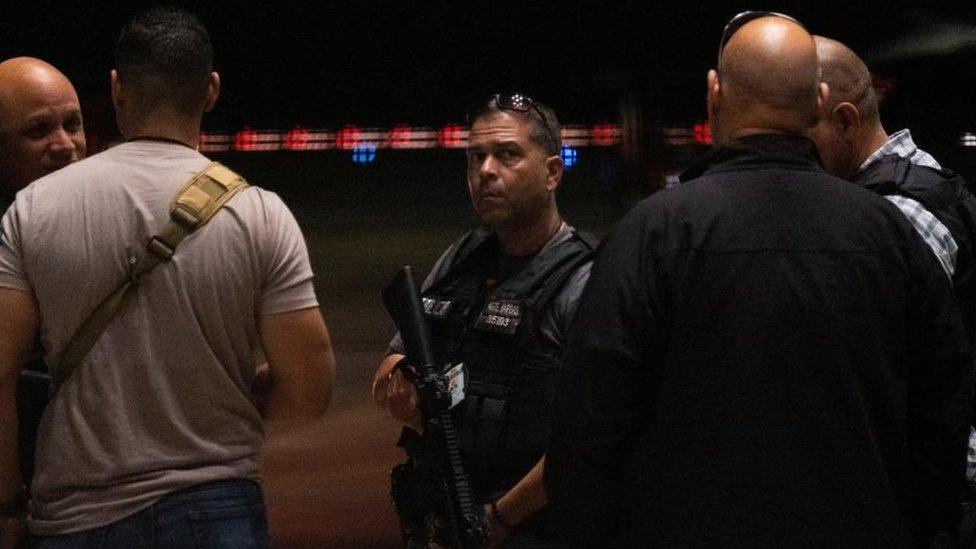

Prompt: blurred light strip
xmin=961 ymin=132 xmax=976 ymax=148
xmin=661 ymin=126 xmax=696 ymax=146
xmin=562 ymin=126 xmax=593 ymax=147
xmin=661 ymin=123 xmax=713 ymax=146
xmin=199 ymin=124 xmax=623 ymax=153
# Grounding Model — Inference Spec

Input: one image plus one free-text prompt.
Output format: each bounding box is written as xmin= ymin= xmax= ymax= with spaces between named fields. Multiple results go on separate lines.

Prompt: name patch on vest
xmin=423 ymin=296 xmax=453 ymax=319
xmin=474 ymin=298 xmax=523 ymax=335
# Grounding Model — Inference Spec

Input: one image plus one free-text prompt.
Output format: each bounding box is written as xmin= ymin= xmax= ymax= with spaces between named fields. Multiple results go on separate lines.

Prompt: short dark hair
xmin=115 ymin=7 xmax=213 ymax=112
xmin=472 ymin=95 xmax=562 ymax=156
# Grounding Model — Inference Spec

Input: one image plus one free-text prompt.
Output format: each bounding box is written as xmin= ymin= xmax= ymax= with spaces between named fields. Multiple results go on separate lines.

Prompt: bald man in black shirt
xmin=546 ymin=12 xmax=972 ymax=548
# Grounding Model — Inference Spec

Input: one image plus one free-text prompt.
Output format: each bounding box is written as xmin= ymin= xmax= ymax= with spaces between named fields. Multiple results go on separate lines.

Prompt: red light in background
xmin=388 ymin=125 xmax=412 ymax=147
xmin=197 ymin=132 xmax=209 ymax=152
xmin=285 ymin=127 xmax=309 ymax=149
xmin=592 ymin=123 xmax=616 ymax=146
xmin=693 ymin=122 xmax=712 ymax=144
xmin=337 ymin=125 xmax=362 ymax=149
xmin=437 ymin=124 xmax=463 ymax=147
xmin=234 ymin=128 xmax=258 ymax=151
xmin=204 ymin=123 xmax=634 ymax=153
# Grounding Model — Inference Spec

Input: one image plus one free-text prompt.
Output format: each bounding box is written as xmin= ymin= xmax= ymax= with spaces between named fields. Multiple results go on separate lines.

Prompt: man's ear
xmin=817 ymin=81 xmax=830 ymax=111
xmin=833 ymin=102 xmax=861 ymax=138
xmin=545 ymin=153 xmax=564 ymax=193
xmin=707 ymin=69 xmax=721 ymax=115
xmin=110 ymin=69 xmax=122 ymax=111
xmin=203 ymin=71 xmax=220 ymax=113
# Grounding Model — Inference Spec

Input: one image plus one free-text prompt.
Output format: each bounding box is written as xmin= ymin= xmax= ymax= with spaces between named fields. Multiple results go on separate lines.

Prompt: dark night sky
xmin=2 ymin=1 xmax=974 ymax=133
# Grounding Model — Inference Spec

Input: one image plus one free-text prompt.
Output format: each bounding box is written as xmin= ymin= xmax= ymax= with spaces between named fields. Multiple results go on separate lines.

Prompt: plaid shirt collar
xmin=859 ymin=129 xmax=941 ymax=173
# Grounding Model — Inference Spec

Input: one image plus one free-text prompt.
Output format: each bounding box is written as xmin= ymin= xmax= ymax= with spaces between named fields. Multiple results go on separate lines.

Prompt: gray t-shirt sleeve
xmin=0 ymin=196 xmax=32 ymax=292
xmin=256 ymin=191 xmax=318 ymax=315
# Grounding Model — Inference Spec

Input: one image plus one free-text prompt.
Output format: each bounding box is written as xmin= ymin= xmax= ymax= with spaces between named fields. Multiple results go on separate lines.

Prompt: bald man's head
xmin=0 ymin=57 xmax=86 ymax=196
xmin=815 ymin=36 xmax=879 ymax=124
xmin=707 ymin=15 xmax=824 ymax=144
xmin=807 ymin=36 xmax=887 ymax=179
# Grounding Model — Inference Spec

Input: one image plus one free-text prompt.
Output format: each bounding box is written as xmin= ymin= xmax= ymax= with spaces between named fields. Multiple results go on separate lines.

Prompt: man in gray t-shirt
xmin=0 ymin=8 xmax=335 ymax=548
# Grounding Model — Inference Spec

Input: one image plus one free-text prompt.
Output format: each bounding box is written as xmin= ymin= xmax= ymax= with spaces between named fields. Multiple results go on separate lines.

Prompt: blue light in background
xmin=561 ymin=146 xmax=578 ymax=168
xmin=352 ymin=145 xmax=377 ymax=164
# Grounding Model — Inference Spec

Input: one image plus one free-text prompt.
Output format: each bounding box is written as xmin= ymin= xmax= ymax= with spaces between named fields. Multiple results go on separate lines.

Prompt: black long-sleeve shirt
xmin=546 ymin=134 xmax=973 ymax=547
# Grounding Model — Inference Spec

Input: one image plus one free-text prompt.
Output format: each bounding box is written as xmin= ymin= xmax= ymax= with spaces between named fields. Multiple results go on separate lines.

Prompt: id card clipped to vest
xmin=443 ymin=363 xmax=467 ymax=409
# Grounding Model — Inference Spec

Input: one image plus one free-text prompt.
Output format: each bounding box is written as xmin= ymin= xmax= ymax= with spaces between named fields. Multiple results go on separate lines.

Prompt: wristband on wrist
xmin=0 ymin=485 xmax=27 ymax=519
xmin=489 ymin=498 xmax=514 ymax=530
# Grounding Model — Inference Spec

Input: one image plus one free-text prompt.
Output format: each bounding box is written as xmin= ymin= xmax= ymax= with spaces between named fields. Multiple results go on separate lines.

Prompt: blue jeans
xmin=33 ymin=478 xmax=269 ymax=549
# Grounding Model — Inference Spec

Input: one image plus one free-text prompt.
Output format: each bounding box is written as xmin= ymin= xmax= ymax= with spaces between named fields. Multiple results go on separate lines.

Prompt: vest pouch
xmin=456 ymin=379 xmax=511 ymax=459
xmin=503 ymin=359 xmax=559 ymax=455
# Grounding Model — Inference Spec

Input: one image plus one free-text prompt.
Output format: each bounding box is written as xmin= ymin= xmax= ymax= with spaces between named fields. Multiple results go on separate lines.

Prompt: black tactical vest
xmin=855 ymin=155 xmax=976 ymax=342
xmin=421 ymin=226 xmax=596 ymax=499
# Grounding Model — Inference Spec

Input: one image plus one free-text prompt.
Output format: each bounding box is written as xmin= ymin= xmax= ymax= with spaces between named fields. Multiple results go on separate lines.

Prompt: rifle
xmin=382 ymin=266 xmax=487 ymax=548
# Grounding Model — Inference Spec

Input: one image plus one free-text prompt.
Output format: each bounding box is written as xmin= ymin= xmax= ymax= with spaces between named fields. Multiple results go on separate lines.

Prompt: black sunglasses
xmin=717 ymin=11 xmax=804 ymax=59
xmin=470 ymin=92 xmax=558 ymax=149
xmin=492 ymin=93 xmax=551 ymax=127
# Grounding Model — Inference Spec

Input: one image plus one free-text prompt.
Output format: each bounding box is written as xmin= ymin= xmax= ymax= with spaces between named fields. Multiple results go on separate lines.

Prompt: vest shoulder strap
xmin=525 ymin=230 xmax=596 ymax=313
xmin=856 ymin=155 xmax=912 ymax=197
xmin=855 ymin=156 xmax=976 ymax=239
xmin=858 ymin=155 xmax=972 ymax=210
xmin=53 ymin=162 xmax=249 ymax=391
xmin=426 ymin=226 xmax=495 ymax=293
xmin=425 ymin=227 xmax=596 ymax=316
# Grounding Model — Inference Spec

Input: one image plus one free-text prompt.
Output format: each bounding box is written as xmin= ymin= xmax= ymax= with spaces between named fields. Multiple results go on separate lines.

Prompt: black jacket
xmin=546 ymin=134 xmax=972 ymax=548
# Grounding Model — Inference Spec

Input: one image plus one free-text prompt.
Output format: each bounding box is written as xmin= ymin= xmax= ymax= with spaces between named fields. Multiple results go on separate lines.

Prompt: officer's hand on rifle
xmin=373 ymin=353 xmax=424 ymax=433
xmin=387 ymin=368 xmax=423 ymax=433
xmin=483 ymin=502 xmax=512 ymax=548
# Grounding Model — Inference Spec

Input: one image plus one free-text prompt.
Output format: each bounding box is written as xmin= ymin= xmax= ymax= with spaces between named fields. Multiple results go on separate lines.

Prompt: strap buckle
xmin=148 ymin=236 xmax=175 ymax=260
xmin=171 ymin=205 xmax=202 ymax=229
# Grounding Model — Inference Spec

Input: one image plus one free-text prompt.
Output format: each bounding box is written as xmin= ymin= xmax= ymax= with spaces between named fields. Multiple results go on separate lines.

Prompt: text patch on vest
xmin=423 ymin=296 xmax=453 ymax=319
xmin=474 ymin=298 xmax=523 ymax=335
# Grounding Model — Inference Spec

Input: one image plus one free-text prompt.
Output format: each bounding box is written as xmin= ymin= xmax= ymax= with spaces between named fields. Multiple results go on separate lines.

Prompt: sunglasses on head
xmin=491 ymin=93 xmax=550 ymax=125
xmin=717 ymin=11 xmax=805 ymax=59
xmin=470 ymin=92 xmax=558 ymax=148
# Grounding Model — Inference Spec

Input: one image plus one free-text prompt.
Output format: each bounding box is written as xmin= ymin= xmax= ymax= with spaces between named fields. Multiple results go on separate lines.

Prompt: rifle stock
xmin=383 ymin=266 xmax=487 ymax=548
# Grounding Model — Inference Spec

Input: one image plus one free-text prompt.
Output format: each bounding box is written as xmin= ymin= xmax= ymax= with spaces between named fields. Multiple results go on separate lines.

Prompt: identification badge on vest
xmin=444 ymin=362 xmax=467 ymax=408
xmin=423 ymin=296 xmax=453 ymax=319
xmin=474 ymin=298 xmax=523 ymax=335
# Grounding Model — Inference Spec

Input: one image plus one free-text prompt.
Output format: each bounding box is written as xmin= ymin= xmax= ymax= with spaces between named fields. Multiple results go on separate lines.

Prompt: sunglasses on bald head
xmin=717 ymin=10 xmax=805 ymax=59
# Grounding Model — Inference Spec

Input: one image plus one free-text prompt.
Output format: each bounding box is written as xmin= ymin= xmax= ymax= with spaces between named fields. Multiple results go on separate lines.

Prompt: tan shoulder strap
xmin=52 ymin=162 xmax=249 ymax=391
xmin=147 ymin=162 xmax=249 ymax=259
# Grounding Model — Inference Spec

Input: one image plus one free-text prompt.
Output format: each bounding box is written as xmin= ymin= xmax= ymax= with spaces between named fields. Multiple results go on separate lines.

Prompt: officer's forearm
xmin=496 ymin=455 xmax=548 ymax=527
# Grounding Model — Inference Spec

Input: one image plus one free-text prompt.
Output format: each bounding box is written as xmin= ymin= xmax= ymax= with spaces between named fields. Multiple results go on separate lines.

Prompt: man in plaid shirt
xmin=809 ymin=34 xmax=976 ymax=544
